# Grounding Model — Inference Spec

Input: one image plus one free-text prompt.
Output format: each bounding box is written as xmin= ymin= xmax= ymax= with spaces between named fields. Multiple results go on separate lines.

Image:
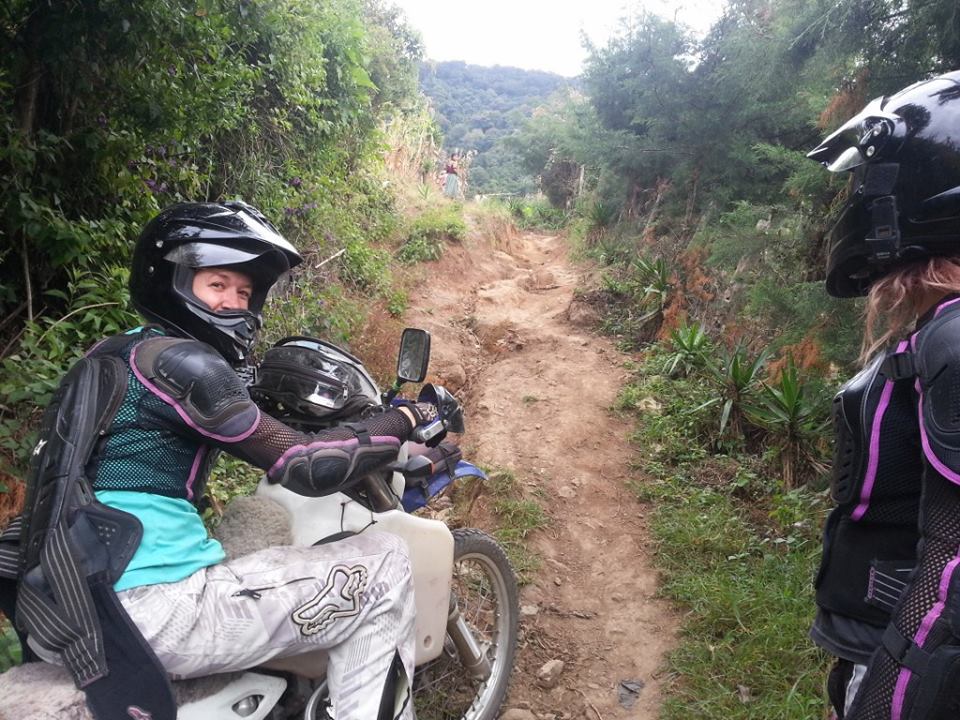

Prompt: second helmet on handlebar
xmin=249 ymin=337 xmax=380 ymax=429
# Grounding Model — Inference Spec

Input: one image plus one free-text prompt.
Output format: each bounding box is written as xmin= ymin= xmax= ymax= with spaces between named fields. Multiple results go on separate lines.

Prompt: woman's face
xmin=192 ymin=268 xmax=253 ymax=311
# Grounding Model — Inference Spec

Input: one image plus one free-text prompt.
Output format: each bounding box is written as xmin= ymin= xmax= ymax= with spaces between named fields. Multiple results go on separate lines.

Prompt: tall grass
xmin=454 ymin=467 xmax=548 ymax=584
xmin=622 ymin=351 xmax=832 ymax=719
xmin=636 ymin=475 xmax=829 ymax=719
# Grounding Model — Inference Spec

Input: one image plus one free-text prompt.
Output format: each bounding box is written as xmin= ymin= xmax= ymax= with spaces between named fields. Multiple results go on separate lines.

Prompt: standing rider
xmin=6 ymin=202 xmax=440 ymax=720
xmin=809 ymin=70 xmax=960 ymax=719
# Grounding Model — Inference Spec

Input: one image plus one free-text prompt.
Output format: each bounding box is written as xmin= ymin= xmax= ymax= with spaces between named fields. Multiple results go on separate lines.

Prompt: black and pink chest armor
xmin=815 ymin=341 xmax=923 ymax=629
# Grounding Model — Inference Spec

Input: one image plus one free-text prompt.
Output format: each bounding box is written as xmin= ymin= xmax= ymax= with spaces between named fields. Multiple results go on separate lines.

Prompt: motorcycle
xmin=208 ymin=328 xmax=520 ymax=720
xmin=0 ymin=329 xmax=518 ymax=720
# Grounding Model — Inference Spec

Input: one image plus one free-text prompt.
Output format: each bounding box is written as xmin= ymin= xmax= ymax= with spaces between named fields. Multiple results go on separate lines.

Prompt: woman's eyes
xmin=209 ymin=280 xmax=250 ymax=297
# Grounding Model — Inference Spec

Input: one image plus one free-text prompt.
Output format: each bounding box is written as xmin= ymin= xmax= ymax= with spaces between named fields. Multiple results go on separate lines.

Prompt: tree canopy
xmin=0 ymin=0 xmax=426 ymax=459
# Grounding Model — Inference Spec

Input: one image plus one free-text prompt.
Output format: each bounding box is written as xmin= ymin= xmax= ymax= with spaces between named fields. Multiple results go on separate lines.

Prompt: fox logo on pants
xmin=127 ymin=707 xmax=152 ymax=720
xmin=292 ymin=564 xmax=368 ymax=636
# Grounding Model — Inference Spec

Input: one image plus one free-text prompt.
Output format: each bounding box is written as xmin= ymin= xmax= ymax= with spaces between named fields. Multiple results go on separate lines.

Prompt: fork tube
xmin=447 ymin=600 xmax=492 ymax=680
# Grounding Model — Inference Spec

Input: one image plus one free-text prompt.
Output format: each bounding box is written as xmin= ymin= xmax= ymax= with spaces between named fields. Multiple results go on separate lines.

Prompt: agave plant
xmin=507 ymin=197 xmax=526 ymax=220
xmin=700 ymin=342 xmax=770 ymax=443
xmin=662 ymin=322 xmax=712 ymax=378
xmin=631 ymin=255 xmax=670 ymax=306
xmin=588 ymin=200 xmax=617 ymax=231
xmin=744 ymin=356 xmax=830 ymax=489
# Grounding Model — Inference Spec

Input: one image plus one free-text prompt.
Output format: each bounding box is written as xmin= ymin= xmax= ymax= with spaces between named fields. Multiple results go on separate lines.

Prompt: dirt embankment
xmin=403 ymin=226 xmax=679 ymax=719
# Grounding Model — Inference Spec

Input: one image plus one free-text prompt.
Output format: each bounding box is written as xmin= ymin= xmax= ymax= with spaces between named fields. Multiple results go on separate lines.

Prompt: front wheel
xmin=413 ymin=528 xmax=519 ymax=720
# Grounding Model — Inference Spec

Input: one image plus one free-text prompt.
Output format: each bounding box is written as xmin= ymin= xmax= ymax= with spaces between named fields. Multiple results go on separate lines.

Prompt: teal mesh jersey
xmin=95 ymin=490 xmax=225 ymax=591
xmin=88 ymin=327 xmax=225 ymax=590
xmin=89 ymin=327 xmax=216 ymax=501
xmin=82 ymin=326 xmax=414 ymax=591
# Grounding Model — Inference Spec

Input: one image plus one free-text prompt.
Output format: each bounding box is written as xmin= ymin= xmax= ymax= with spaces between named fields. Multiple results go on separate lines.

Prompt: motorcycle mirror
xmin=397 ymin=328 xmax=431 ymax=384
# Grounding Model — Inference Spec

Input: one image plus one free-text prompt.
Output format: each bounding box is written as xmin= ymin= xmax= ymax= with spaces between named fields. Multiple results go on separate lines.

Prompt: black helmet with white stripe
xmin=809 ymin=71 xmax=960 ymax=297
xmin=130 ymin=202 xmax=302 ymax=363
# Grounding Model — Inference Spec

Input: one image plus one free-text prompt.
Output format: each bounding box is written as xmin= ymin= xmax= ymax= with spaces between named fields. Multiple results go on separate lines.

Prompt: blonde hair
xmin=861 ymin=256 xmax=960 ymax=363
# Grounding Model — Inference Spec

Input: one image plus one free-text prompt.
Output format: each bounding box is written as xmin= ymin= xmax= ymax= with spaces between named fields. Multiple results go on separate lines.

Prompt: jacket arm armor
xmin=133 ymin=337 xmax=415 ymax=496
xmin=916 ymin=309 xmax=960 ymax=484
xmin=239 ymin=411 xmax=414 ymax=497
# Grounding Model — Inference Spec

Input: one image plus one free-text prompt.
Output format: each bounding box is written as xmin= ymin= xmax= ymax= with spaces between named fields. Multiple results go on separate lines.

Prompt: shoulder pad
xmin=131 ymin=337 xmax=260 ymax=442
xmin=914 ymin=305 xmax=960 ymax=483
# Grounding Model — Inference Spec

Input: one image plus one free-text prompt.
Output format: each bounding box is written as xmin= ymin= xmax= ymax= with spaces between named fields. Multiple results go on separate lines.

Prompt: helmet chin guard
xmin=809 ymin=71 xmax=960 ymax=297
xmin=130 ymin=202 xmax=302 ymax=363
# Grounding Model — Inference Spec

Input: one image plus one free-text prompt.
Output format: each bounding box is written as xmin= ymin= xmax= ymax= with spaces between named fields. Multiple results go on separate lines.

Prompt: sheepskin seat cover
xmin=0 ymin=663 xmax=244 ymax=720
xmin=214 ymin=495 xmax=292 ymax=560
xmin=0 ymin=496 xmax=292 ymax=719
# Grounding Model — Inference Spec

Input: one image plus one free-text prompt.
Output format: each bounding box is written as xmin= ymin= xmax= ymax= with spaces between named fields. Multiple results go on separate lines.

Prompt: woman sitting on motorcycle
xmin=23 ymin=201 xmax=438 ymax=720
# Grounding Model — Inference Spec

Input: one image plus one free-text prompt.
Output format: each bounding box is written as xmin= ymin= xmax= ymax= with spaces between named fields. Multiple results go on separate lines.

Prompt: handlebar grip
xmin=411 ymin=419 xmax=445 ymax=444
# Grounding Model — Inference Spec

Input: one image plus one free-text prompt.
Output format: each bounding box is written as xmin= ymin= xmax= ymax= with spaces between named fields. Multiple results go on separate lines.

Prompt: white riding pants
xmin=117 ymin=532 xmax=416 ymax=719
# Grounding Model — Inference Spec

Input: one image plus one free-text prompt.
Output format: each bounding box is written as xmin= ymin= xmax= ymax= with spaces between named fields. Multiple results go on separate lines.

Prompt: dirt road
xmin=404 ymin=227 xmax=678 ymax=719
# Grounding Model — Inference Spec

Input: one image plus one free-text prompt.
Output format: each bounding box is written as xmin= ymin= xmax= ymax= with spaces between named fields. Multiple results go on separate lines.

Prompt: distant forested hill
xmin=419 ymin=61 xmax=571 ymax=195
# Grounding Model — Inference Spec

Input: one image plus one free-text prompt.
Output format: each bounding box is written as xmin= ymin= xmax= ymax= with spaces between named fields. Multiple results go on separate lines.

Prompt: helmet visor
xmin=166 ymin=242 xmax=293 ymax=315
xmin=253 ymin=368 xmax=349 ymax=412
xmin=164 ymin=242 xmax=290 ymax=273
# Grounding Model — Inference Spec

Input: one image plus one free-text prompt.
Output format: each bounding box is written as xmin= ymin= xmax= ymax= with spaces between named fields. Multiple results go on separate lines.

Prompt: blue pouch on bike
xmin=402 ymin=452 xmax=487 ymax=512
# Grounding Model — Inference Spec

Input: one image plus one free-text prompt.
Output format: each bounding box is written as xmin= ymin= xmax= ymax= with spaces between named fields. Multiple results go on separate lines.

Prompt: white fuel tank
xmin=256 ymin=479 xmax=453 ymax=664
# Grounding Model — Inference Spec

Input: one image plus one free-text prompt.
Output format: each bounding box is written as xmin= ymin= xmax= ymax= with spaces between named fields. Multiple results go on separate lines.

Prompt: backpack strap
xmin=880 ymin=350 xmax=917 ymax=380
xmin=0 ymin=514 xmax=26 ymax=659
xmin=0 ymin=514 xmax=22 ymax=581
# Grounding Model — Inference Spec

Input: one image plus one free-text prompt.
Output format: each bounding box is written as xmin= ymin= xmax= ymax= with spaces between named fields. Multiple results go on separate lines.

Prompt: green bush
xmin=409 ymin=205 xmax=466 ymax=243
xmin=0 ymin=621 xmax=21 ymax=672
xmin=396 ymin=235 xmax=443 ymax=263
xmin=395 ymin=204 xmax=466 ymax=264
xmin=506 ymin=197 xmax=569 ymax=230
xmin=0 ymin=0 xmax=424 ymax=477
xmin=340 ymin=237 xmax=393 ymax=293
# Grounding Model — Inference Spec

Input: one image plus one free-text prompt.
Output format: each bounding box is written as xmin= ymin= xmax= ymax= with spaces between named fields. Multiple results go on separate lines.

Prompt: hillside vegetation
xmin=506 ymin=0 xmax=960 ymax=380
xmin=419 ymin=61 xmax=570 ymax=194
xmin=0 ymin=0 xmax=445 ymax=496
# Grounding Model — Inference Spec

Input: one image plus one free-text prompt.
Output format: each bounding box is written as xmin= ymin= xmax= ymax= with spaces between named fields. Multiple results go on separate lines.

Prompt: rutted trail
xmin=404 ymin=228 xmax=678 ymax=719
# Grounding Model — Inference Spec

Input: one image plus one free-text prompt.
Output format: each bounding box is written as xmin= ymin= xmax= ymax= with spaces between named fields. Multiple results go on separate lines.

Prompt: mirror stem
xmin=382 ymin=379 xmax=403 ymax=405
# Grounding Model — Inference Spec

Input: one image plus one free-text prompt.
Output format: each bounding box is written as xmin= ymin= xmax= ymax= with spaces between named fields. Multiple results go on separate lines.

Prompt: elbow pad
xmin=913 ymin=301 xmax=960 ymax=484
xmin=267 ymin=429 xmax=402 ymax=497
xmin=131 ymin=337 xmax=260 ymax=441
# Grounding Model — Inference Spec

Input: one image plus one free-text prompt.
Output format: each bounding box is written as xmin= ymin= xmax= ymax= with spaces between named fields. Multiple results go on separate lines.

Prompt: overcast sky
xmin=391 ymin=0 xmax=728 ymax=77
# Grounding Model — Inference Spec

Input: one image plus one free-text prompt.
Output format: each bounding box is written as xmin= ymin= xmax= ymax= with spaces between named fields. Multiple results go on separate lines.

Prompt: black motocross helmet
xmin=130 ymin=201 xmax=302 ymax=363
xmin=249 ymin=337 xmax=380 ymax=428
xmin=808 ymin=70 xmax=960 ymax=298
